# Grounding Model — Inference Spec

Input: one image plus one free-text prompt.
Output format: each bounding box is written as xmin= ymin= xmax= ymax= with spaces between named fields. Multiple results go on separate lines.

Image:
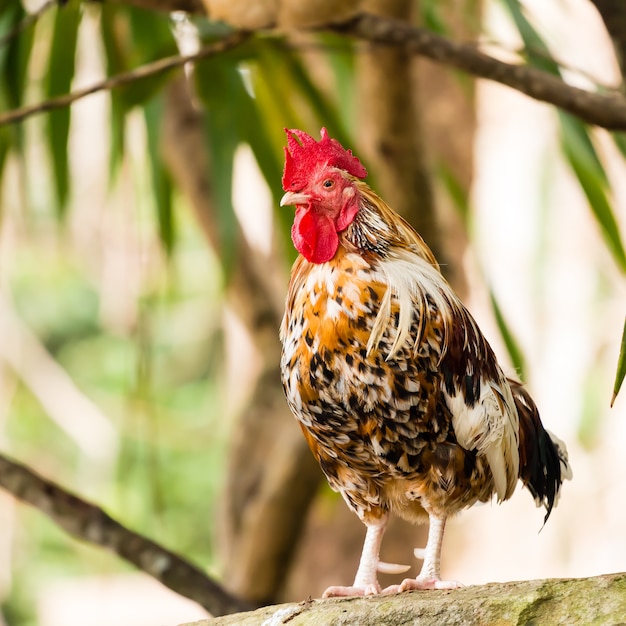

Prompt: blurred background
xmin=0 ymin=0 xmax=625 ymax=624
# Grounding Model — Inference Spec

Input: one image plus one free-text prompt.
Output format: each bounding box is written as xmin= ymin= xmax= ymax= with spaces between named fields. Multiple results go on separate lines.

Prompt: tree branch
xmin=0 ymin=452 xmax=252 ymax=617
xmin=2 ymin=13 xmax=626 ymax=131
xmin=0 ymin=31 xmax=249 ymax=128
xmin=331 ymin=12 xmax=626 ymax=130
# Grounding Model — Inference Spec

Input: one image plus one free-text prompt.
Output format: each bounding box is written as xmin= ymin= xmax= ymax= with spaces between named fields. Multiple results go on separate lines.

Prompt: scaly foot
xmin=322 ymin=583 xmax=380 ymax=598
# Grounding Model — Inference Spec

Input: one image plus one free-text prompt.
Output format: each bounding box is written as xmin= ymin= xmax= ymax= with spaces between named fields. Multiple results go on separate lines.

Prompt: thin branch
xmin=0 ymin=30 xmax=250 ymax=128
xmin=2 ymin=12 xmax=626 ymax=131
xmin=331 ymin=13 xmax=626 ymax=131
xmin=0 ymin=452 xmax=253 ymax=617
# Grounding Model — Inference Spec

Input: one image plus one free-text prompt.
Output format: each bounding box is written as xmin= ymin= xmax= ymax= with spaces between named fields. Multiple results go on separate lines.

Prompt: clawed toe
xmin=322 ymin=584 xmax=380 ymax=598
xmin=382 ymin=577 xmax=464 ymax=593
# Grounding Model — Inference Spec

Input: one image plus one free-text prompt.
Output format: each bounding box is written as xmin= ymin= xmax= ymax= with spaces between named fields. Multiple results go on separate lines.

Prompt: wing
xmin=439 ymin=305 xmax=520 ymax=501
xmin=372 ymin=247 xmax=520 ymax=502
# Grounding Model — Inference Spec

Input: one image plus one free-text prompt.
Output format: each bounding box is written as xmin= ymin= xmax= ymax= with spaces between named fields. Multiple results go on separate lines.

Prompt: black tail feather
xmin=508 ymin=379 xmax=570 ymax=523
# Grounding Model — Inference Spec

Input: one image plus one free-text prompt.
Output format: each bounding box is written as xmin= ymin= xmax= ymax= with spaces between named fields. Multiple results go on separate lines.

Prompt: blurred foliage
xmin=0 ymin=0 xmax=624 ymax=623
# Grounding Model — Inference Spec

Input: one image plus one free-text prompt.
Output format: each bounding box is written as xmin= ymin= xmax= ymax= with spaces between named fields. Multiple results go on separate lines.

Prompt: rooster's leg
xmin=323 ymin=515 xmax=390 ymax=597
xmin=383 ymin=513 xmax=462 ymax=593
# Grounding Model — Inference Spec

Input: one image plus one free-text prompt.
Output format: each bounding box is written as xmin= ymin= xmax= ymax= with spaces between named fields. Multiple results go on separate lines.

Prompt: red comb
xmin=282 ymin=128 xmax=367 ymax=191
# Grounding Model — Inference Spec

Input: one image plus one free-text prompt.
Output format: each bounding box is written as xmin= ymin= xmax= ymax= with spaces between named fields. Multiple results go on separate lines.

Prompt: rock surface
xmin=180 ymin=573 xmax=626 ymax=625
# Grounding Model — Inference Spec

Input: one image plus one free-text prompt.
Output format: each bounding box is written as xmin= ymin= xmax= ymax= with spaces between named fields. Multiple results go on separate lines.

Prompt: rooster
xmin=279 ymin=128 xmax=571 ymax=597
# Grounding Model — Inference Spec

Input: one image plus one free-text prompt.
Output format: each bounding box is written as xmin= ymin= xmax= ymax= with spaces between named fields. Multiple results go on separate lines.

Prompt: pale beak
xmin=280 ymin=191 xmax=310 ymax=207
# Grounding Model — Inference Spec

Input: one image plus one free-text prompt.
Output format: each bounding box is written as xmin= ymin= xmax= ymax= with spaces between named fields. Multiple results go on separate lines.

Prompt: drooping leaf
xmin=420 ymin=0 xmax=448 ymax=35
xmin=317 ymin=32 xmax=356 ymax=130
xmin=194 ymin=53 xmax=246 ymax=274
xmin=99 ymin=3 xmax=179 ymax=180
xmin=0 ymin=0 xmax=36 ymax=177
xmin=258 ymin=39 xmax=353 ymax=151
xmin=500 ymin=0 xmax=559 ymax=74
xmin=100 ymin=3 xmax=127 ymax=178
xmin=238 ymin=96 xmax=292 ymax=249
xmin=438 ymin=162 xmax=470 ymax=223
xmin=501 ymin=0 xmax=626 ymax=274
xmin=560 ymin=113 xmax=626 ymax=273
xmin=45 ymin=0 xmax=81 ymax=214
xmin=248 ymin=37 xmax=356 ymax=240
xmin=611 ymin=316 xmax=626 ymax=407
xmin=144 ymin=95 xmax=175 ymax=255
xmin=489 ymin=288 xmax=527 ymax=379
xmin=1 ymin=1 xmax=35 ymax=111
xmin=124 ymin=6 xmax=178 ymax=108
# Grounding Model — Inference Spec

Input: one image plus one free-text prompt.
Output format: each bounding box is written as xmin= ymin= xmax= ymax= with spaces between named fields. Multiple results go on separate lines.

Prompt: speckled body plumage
xmin=279 ymin=130 xmax=571 ymax=596
xmin=282 ymin=186 xmax=510 ymax=524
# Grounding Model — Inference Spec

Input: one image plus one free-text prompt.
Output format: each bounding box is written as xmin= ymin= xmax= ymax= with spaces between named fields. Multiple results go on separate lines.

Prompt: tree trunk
xmin=162 ymin=77 xmax=322 ymax=606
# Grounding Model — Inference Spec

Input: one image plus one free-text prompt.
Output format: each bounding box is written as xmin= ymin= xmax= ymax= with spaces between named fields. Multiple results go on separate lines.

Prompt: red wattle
xmin=292 ymin=206 xmax=339 ymax=263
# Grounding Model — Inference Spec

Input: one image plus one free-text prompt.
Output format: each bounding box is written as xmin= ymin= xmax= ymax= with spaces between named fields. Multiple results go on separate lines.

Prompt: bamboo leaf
xmin=99 ymin=4 xmax=178 ymax=180
xmin=559 ymin=113 xmax=626 ymax=273
xmin=1 ymin=1 xmax=35 ymax=111
xmin=0 ymin=0 xmax=35 ymax=171
xmin=144 ymin=96 xmax=175 ymax=255
xmin=438 ymin=162 xmax=470 ymax=223
xmin=45 ymin=0 xmax=81 ymax=214
xmin=194 ymin=54 xmax=245 ymax=274
xmin=611 ymin=316 xmax=626 ymax=407
xmin=100 ymin=3 xmax=127 ymax=178
xmin=502 ymin=1 xmax=626 ymax=274
xmin=260 ymin=39 xmax=352 ymax=150
xmin=500 ymin=0 xmax=558 ymax=74
xmin=317 ymin=33 xmax=355 ymax=130
xmin=489 ymin=288 xmax=527 ymax=379
xmin=239 ymin=87 xmax=296 ymax=258
xmin=420 ymin=0 xmax=447 ymax=35
xmin=124 ymin=6 xmax=178 ymax=108
xmin=249 ymin=37 xmax=356 ymax=240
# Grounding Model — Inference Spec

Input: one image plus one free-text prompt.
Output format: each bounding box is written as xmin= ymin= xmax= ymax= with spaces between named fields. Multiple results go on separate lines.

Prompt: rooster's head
xmin=281 ymin=128 xmax=367 ymax=264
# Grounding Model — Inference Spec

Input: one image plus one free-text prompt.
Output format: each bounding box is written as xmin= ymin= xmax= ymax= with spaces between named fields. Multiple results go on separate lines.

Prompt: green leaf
xmin=248 ymin=37 xmax=356 ymax=242
xmin=500 ymin=0 xmax=559 ymax=74
xmin=99 ymin=4 xmax=179 ymax=180
xmin=45 ymin=0 xmax=81 ymax=214
xmin=317 ymin=33 xmax=355 ymax=130
xmin=194 ymin=54 xmax=246 ymax=275
xmin=489 ymin=288 xmax=527 ymax=379
xmin=123 ymin=6 xmax=178 ymax=108
xmin=144 ymin=96 xmax=175 ymax=255
xmin=1 ymin=1 xmax=35 ymax=111
xmin=420 ymin=0 xmax=448 ymax=35
xmin=240 ymin=89 xmax=296 ymax=259
xmin=611 ymin=316 xmax=626 ymax=407
xmin=559 ymin=113 xmax=626 ymax=273
xmin=501 ymin=3 xmax=626 ymax=274
xmin=100 ymin=3 xmax=127 ymax=178
xmin=260 ymin=39 xmax=352 ymax=150
xmin=0 ymin=1 xmax=36 ymax=171
xmin=438 ymin=162 xmax=470 ymax=223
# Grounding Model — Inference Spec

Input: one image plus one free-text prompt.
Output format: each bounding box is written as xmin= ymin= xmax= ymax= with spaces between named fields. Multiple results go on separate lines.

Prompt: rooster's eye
xmin=322 ymin=179 xmax=335 ymax=189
